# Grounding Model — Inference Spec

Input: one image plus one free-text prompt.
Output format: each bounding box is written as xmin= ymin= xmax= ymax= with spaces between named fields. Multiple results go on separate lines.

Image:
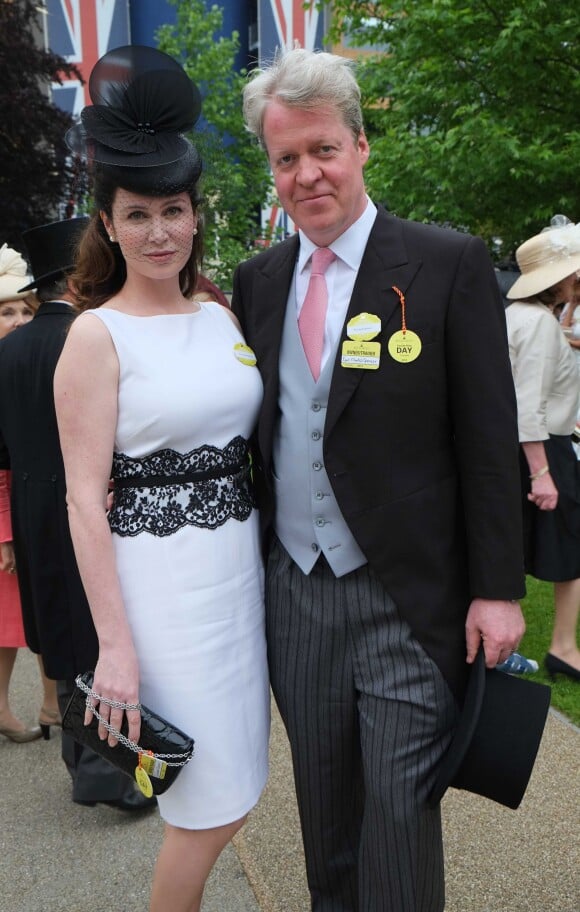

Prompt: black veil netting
xmin=65 ymin=45 xmax=202 ymax=174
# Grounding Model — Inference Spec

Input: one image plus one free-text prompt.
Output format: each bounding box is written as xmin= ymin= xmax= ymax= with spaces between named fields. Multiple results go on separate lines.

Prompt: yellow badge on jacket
xmin=342 ymin=312 xmax=382 ymax=369
xmin=346 ymin=312 xmax=381 ymax=341
xmin=387 ymin=330 xmax=422 ymax=363
xmin=388 ymin=286 xmax=422 ymax=363
xmin=341 ymin=341 xmax=381 ymax=370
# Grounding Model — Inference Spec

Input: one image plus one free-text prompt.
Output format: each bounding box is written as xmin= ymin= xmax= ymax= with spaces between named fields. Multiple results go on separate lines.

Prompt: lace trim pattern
xmin=109 ymin=436 xmax=255 ymax=538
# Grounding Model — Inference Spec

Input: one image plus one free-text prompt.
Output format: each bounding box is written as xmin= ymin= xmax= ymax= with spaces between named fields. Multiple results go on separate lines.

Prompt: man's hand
xmin=465 ymin=598 xmax=526 ymax=668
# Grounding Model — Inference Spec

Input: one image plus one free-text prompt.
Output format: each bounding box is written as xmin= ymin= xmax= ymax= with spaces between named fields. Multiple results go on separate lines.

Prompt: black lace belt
xmin=108 ymin=436 xmax=255 ymax=538
xmin=113 ymin=457 xmax=249 ymax=489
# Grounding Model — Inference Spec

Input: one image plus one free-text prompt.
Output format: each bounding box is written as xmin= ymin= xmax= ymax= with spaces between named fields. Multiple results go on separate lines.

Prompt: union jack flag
xmin=259 ymin=0 xmax=327 ymax=238
xmin=259 ymin=0 xmax=324 ymax=58
xmin=45 ymin=0 xmax=130 ymax=117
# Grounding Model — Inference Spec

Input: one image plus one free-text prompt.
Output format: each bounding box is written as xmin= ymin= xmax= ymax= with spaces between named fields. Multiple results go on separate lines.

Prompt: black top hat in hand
xmin=429 ymin=647 xmax=551 ymax=810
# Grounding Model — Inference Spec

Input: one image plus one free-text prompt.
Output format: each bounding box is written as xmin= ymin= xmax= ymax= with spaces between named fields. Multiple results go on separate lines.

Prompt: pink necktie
xmin=298 ymin=247 xmax=336 ymax=381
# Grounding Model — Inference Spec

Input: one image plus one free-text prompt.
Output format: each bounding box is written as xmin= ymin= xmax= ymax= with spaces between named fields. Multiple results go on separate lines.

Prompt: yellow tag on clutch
xmin=346 ymin=313 xmax=381 ymax=341
xmin=135 ymin=765 xmax=154 ymax=797
xmin=387 ymin=330 xmax=422 ymax=363
xmin=139 ymin=753 xmax=167 ymax=780
xmin=341 ymin=340 xmax=381 ymax=370
xmin=233 ymin=343 xmax=257 ymax=366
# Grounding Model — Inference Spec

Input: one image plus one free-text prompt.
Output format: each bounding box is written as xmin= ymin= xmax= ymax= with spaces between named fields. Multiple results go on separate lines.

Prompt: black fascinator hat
xmin=66 ymin=45 xmax=202 ymax=194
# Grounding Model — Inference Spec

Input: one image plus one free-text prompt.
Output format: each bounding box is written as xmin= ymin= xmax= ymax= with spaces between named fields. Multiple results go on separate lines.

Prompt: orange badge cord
xmin=387 ymin=286 xmax=422 ymax=364
xmin=392 ymin=285 xmax=407 ymax=333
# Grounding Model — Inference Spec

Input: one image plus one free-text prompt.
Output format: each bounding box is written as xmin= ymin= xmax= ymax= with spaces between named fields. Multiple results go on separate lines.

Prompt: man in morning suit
xmin=0 ymin=218 xmax=154 ymax=812
xmin=232 ymin=48 xmax=526 ymax=912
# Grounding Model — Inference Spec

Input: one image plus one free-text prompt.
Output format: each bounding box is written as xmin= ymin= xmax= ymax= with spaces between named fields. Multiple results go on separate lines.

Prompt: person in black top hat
xmin=54 ymin=45 xmax=269 ymax=912
xmin=0 ymin=216 xmax=156 ymax=812
xmin=0 ymin=245 xmax=53 ymax=746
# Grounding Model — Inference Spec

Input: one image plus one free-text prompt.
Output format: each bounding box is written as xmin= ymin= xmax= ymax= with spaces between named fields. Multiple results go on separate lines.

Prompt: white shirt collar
xmin=297 ymin=197 xmax=377 ymax=273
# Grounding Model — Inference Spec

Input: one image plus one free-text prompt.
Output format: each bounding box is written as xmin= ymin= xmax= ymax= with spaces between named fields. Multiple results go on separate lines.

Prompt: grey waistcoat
xmin=272 ymin=288 xmax=367 ymax=577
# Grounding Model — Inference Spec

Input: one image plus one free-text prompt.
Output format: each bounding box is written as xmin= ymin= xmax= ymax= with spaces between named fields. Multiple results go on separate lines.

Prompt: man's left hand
xmin=465 ymin=598 xmax=525 ymax=667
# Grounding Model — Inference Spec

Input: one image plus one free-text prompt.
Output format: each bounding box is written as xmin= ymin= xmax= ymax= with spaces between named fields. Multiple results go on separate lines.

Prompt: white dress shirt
xmin=294 ymin=198 xmax=378 ymax=373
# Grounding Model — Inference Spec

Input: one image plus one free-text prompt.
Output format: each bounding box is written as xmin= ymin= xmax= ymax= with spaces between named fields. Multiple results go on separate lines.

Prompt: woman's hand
xmin=528 ymin=472 xmax=558 ymax=511
xmin=85 ymin=649 xmax=141 ymax=748
xmin=522 ymin=442 xmax=558 ymax=511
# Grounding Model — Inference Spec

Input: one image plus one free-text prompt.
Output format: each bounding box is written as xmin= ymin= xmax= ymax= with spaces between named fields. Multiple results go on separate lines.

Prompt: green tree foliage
xmin=325 ymin=0 xmax=580 ymax=257
xmin=157 ymin=0 xmax=272 ymax=288
xmin=0 ymin=0 xmax=82 ymax=248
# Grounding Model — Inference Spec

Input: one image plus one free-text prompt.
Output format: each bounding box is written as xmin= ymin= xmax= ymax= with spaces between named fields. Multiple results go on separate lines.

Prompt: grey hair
xmin=243 ymin=47 xmax=364 ymax=147
xmin=36 ymin=274 xmax=69 ymax=303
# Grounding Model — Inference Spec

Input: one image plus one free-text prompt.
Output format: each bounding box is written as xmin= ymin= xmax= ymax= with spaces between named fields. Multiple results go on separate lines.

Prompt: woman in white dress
xmin=54 ymin=47 xmax=269 ymax=912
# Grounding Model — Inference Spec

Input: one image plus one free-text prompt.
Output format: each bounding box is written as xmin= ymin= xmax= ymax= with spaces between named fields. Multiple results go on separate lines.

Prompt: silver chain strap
xmin=76 ymin=676 xmax=141 ymax=711
xmin=75 ymin=675 xmax=192 ymax=767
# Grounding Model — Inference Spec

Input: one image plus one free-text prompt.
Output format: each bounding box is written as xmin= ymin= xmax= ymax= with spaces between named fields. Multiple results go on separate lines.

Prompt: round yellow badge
xmin=346 ymin=313 xmax=381 ymax=342
xmin=233 ymin=343 xmax=257 ymax=366
xmin=387 ymin=330 xmax=422 ymax=363
xmin=135 ymin=766 xmax=154 ymax=798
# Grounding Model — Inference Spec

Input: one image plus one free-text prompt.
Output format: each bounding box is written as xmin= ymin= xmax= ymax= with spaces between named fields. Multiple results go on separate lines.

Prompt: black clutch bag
xmin=62 ymin=671 xmax=194 ymax=796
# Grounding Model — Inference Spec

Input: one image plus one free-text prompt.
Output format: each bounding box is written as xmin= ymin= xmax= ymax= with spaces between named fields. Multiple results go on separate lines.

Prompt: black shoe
xmin=544 ymin=653 xmax=580 ymax=682
xmin=75 ymin=789 xmax=157 ymax=812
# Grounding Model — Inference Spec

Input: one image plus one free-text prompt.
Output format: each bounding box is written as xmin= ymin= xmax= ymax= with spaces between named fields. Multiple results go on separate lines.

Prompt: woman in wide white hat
xmin=0 ymin=245 xmax=60 ymax=741
xmin=0 ymin=245 xmax=37 ymax=336
xmin=506 ymin=215 xmax=580 ymax=682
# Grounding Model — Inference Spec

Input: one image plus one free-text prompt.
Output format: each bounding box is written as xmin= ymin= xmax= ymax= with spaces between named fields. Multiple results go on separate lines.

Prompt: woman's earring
xmin=193 ymin=228 xmax=198 ymax=236
xmin=109 ymin=235 xmax=115 ymax=243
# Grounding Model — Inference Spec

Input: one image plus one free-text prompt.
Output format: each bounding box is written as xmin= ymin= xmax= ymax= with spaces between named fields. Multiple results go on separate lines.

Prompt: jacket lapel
xmin=250 ymin=211 xmax=424 ymax=454
xmin=325 ymin=208 xmax=423 ymax=439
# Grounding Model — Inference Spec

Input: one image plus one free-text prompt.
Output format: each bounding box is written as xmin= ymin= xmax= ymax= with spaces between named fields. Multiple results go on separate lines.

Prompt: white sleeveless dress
xmin=87 ymin=302 xmax=270 ymax=829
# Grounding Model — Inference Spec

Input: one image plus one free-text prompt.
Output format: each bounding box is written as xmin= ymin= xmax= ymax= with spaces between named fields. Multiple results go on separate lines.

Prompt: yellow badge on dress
xmin=233 ymin=343 xmax=257 ymax=366
xmin=387 ymin=330 xmax=422 ymax=364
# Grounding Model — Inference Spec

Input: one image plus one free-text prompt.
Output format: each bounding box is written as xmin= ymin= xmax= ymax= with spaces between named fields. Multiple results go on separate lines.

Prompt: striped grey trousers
xmin=266 ymin=538 xmax=459 ymax=912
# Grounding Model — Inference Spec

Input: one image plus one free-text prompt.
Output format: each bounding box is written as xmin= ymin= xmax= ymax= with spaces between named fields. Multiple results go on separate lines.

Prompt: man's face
xmin=263 ymin=101 xmax=370 ymax=247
